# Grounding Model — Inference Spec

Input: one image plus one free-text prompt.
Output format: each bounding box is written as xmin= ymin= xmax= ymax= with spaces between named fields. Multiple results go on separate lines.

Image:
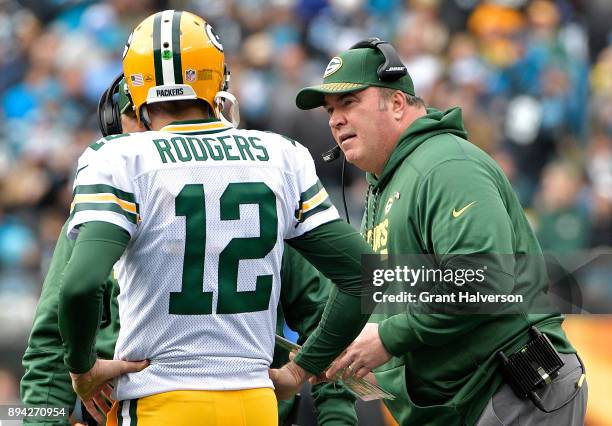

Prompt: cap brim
xmin=295 ymin=82 xmax=368 ymax=110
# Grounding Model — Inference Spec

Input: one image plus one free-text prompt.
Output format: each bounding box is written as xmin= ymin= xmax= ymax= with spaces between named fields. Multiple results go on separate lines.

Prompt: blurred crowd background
xmin=0 ymin=0 xmax=610 ymax=424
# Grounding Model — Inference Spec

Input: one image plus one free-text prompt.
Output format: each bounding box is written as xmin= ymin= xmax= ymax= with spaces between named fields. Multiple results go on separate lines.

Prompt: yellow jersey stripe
xmin=301 ymin=188 xmax=329 ymax=212
xmin=161 ymin=122 xmax=229 ymax=133
xmin=72 ymin=194 xmax=138 ymax=214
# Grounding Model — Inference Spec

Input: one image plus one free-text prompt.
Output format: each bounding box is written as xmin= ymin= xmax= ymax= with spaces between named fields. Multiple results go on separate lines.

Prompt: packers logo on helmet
xmin=122 ymin=10 xmax=228 ymax=123
xmin=205 ymin=23 xmax=223 ymax=52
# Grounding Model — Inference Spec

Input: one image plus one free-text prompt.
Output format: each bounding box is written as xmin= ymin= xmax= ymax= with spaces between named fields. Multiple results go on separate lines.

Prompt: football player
xmin=22 ymin=76 xmax=358 ymax=425
xmin=58 ymin=10 xmax=372 ymax=425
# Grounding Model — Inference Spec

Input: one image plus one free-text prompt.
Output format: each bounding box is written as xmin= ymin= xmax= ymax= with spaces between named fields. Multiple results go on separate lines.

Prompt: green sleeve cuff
xmin=293 ymin=288 xmax=369 ymax=375
xmin=65 ymin=350 xmax=98 ymax=374
xmin=378 ymin=314 xmax=420 ymax=356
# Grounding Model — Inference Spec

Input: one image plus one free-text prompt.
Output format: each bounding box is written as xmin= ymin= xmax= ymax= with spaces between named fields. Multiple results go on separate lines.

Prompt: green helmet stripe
xmin=153 ymin=13 xmax=163 ymax=85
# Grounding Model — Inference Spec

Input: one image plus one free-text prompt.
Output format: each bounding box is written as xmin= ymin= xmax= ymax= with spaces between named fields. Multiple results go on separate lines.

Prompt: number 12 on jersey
xmin=169 ymin=182 xmax=278 ymax=315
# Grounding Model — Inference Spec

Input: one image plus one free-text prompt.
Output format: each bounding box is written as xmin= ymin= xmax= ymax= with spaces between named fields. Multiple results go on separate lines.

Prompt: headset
xmin=321 ymin=38 xmax=407 ymax=223
xmin=350 ymin=37 xmax=408 ymax=81
xmin=97 ymin=73 xmax=126 ymax=137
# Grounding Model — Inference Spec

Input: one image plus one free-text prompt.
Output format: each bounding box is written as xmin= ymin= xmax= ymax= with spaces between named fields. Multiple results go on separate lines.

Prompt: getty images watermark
xmin=360 ymin=253 xmax=612 ymax=315
xmin=371 ymin=264 xmax=524 ymax=305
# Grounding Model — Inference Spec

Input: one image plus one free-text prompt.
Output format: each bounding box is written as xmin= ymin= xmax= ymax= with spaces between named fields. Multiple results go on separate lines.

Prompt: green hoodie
xmin=362 ymin=107 xmax=574 ymax=425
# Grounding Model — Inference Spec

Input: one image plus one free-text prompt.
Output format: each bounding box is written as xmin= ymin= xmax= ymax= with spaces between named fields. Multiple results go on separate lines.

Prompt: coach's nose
xmin=329 ymin=109 xmax=346 ymax=130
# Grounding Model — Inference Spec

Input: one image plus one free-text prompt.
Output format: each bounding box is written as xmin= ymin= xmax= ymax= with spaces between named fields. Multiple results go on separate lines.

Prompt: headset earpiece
xmin=349 ymin=37 xmax=407 ymax=81
xmin=97 ymin=73 xmax=124 ymax=137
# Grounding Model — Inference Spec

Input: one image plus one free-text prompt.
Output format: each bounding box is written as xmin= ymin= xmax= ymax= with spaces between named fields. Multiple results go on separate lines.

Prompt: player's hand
xmin=70 ymin=358 xmax=149 ymax=424
xmin=325 ymin=323 xmax=391 ymax=380
xmin=286 ymin=350 xmax=328 ymax=385
xmin=268 ymin=361 xmax=311 ymax=400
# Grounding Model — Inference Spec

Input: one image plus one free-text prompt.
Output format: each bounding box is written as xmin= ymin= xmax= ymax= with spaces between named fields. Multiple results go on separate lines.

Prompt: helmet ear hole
xmin=222 ymin=64 xmax=230 ymax=92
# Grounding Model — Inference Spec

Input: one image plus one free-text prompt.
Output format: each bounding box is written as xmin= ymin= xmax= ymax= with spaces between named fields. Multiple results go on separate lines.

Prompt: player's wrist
xmin=287 ymin=361 xmax=312 ymax=383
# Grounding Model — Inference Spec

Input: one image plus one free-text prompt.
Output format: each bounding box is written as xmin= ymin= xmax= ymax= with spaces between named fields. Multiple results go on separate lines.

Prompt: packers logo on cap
xmin=324 ymin=57 xmax=342 ymax=78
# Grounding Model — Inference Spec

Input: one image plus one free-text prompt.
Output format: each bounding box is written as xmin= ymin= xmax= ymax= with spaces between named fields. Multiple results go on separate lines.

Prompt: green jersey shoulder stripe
xmin=295 ymin=180 xmax=332 ymax=223
xmin=70 ymin=202 xmax=138 ymax=224
xmin=297 ymin=199 xmax=333 ymax=223
xmin=300 ymin=180 xmax=324 ymax=202
xmin=74 ymin=184 xmax=137 ymax=204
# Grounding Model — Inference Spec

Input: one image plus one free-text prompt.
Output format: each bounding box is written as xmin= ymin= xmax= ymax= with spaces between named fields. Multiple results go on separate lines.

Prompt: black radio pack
xmin=497 ymin=326 xmax=584 ymax=413
xmin=498 ymin=326 xmax=563 ymax=398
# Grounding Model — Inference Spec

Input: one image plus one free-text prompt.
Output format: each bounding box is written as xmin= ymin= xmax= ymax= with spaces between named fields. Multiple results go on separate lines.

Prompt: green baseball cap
xmin=296 ymin=48 xmax=415 ymax=110
xmin=118 ymin=77 xmax=132 ymax=114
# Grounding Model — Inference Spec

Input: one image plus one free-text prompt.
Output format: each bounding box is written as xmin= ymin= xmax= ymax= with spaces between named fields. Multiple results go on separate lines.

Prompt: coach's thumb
xmin=119 ymin=359 xmax=150 ymax=374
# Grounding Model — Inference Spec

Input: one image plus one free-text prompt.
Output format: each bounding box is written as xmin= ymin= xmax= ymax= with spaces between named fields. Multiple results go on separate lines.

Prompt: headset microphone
xmin=321 ymin=146 xmax=342 ymax=163
xmin=320 ymin=145 xmax=350 ymax=224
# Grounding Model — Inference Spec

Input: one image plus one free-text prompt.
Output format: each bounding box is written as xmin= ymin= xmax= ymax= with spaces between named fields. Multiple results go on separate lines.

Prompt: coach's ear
xmin=391 ymin=89 xmax=408 ymax=121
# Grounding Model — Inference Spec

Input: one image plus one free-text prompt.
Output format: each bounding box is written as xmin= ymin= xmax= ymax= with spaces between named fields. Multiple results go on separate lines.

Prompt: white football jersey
xmin=67 ymin=119 xmax=339 ymax=401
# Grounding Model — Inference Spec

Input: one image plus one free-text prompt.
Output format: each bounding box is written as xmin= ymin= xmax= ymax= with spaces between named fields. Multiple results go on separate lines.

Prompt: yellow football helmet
xmin=122 ymin=10 xmax=228 ymax=124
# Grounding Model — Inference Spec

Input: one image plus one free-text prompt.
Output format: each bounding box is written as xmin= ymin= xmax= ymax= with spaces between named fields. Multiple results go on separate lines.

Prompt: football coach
xmin=294 ymin=39 xmax=588 ymax=425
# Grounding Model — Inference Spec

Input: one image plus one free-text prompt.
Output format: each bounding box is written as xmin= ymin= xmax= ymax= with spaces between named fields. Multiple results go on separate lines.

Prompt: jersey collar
xmin=160 ymin=118 xmax=232 ymax=135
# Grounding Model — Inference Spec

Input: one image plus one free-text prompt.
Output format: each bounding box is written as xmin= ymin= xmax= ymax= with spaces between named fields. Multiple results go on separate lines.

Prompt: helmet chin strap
xmin=214 ymin=91 xmax=240 ymax=128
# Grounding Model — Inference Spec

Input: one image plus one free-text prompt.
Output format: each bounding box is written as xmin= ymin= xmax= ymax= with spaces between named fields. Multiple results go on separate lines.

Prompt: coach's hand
xmin=70 ymin=358 xmax=149 ymax=424
xmin=269 ymin=361 xmax=311 ymax=400
xmin=326 ymin=323 xmax=391 ymax=380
